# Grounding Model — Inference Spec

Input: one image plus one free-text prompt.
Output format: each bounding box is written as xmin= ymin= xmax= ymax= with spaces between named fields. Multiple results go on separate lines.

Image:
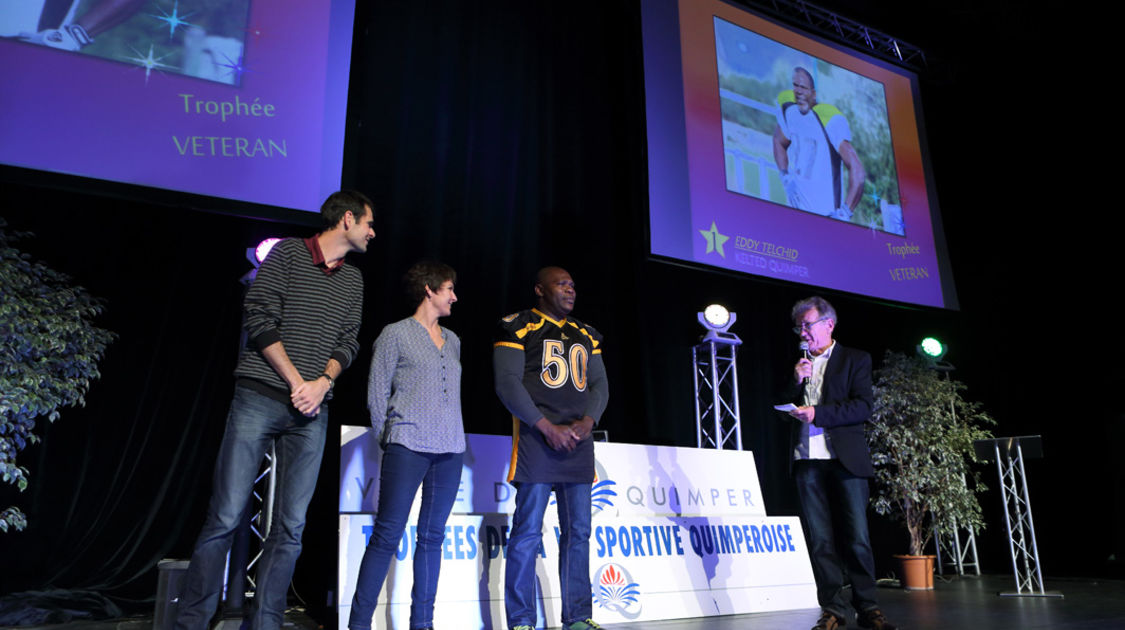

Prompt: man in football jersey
xmin=494 ymin=266 xmax=609 ymax=630
xmin=773 ymin=66 xmax=866 ymax=221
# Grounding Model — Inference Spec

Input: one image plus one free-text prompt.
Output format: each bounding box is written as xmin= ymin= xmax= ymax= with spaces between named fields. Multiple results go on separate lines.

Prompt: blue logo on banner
xmin=592 ymin=563 xmax=641 ymax=618
xmin=549 ymin=462 xmax=617 ymax=513
xmin=591 ymin=478 xmax=617 ymax=512
xmin=591 ymin=461 xmax=617 ymax=514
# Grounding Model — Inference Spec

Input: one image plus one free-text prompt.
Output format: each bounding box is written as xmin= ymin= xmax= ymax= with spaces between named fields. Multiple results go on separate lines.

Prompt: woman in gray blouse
xmin=348 ymin=261 xmax=465 ymax=630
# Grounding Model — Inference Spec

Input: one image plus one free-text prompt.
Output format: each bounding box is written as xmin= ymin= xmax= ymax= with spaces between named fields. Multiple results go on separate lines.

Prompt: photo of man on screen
xmin=715 ymin=17 xmax=905 ymax=235
xmin=773 ymin=66 xmax=865 ymax=221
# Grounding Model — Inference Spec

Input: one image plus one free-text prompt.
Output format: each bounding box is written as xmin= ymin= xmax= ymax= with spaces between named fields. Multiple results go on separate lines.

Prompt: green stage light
xmin=918 ymin=337 xmax=946 ymax=360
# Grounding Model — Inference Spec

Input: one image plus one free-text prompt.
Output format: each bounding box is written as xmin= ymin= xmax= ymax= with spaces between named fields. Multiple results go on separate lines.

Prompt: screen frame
xmin=640 ymin=0 xmax=958 ymax=310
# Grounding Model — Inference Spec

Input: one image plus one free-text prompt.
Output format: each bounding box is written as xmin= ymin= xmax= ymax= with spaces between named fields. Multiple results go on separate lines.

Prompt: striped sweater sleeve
xmin=243 ymin=238 xmax=293 ymax=350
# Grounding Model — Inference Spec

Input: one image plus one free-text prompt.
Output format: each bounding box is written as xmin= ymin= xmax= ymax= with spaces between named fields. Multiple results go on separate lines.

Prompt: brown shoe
xmin=812 ymin=610 xmax=847 ymax=629
xmin=857 ymin=608 xmax=897 ymax=630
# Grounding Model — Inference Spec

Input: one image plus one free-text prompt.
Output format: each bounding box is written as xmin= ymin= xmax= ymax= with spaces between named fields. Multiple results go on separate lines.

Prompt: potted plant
xmin=867 ymin=350 xmax=994 ymax=589
xmin=0 ymin=218 xmax=115 ymax=532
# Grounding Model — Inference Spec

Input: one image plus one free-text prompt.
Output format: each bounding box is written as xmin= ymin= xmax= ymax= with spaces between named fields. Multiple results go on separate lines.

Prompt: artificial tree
xmin=867 ymin=350 xmax=994 ymax=560
xmin=0 ymin=218 xmax=115 ymax=532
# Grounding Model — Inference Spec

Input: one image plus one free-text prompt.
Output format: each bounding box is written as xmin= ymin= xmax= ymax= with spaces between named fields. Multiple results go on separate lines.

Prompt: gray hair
xmin=791 ymin=296 xmax=837 ymax=324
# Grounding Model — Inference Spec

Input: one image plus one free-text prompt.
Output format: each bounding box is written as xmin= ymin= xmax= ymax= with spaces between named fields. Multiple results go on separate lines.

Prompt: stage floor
xmin=617 ymin=574 xmax=1123 ymax=629
xmin=15 ymin=574 xmax=1125 ymax=630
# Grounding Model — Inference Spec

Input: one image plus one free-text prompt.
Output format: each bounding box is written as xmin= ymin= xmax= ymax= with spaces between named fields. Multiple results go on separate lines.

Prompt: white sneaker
xmin=20 ymin=23 xmax=92 ymax=51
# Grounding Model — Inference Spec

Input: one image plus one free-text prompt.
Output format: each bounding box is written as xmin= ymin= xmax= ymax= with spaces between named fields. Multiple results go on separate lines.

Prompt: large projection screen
xmin=0 ymin=0 xmax=356 ymax=215
xmin=642 ymin=0 xmax=957 ymax=309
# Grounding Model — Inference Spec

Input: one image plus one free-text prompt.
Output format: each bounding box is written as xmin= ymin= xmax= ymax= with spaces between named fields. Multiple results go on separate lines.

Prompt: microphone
xmin=799 ymin=341 xmax=810 ymax=385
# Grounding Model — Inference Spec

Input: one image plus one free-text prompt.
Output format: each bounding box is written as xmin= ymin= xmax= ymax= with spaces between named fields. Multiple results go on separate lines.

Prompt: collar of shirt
xmin=303 ymin=235 xmax=341 ymax=276
xmin=408 ymin=316 xmax=447 ymax=344
xmin=532 ymin=308 xmax=567 ymax=327
xmin=811 ymin=340 xmax=836 ymax=363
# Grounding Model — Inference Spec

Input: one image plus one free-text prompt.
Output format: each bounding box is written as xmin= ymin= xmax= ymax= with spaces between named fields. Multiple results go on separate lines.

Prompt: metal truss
xmin=934 ymin=514 xmax=980 ymax=576
xmin=978 ymin=436 xmax=1062 ymax=597
xmin=244 ymin=445 xmax=277 ymax=593
xmin=693 ymin=340 xmax=743 ymax=450
xmin=743 ymin=0 xmax=928 ymax=71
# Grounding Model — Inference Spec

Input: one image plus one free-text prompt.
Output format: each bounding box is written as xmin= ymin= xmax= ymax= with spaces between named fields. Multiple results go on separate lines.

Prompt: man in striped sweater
xmin=176 ymin=191 xmax=374 ymax=630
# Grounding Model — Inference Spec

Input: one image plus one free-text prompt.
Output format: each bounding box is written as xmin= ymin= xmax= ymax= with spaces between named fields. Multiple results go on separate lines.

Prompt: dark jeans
xmin=794 ymin=459 xmax=879 ymax=618
xmin=504 ymin=482 xmax=593 ymax=627
xmin=176 ymin=386 xmax=327 ymax=630
xmin=348 ymin=443 xmax=464 ymax=630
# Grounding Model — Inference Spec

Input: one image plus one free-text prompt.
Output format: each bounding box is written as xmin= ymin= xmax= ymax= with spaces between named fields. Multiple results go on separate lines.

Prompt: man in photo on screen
xmin=773 ymin=67 xmax=866 ymax=222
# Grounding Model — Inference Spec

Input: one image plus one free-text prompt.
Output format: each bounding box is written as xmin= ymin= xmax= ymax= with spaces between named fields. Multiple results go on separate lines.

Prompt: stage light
xmin=702 ymin=304 xmax=731 ymax=329
xmin=241 ymin=237 xmax=282 ymax=286
xmin=253 ymin=238 xmax=282 ymax=265
xmin=916 ymin=336 xmax=953 ymax=372
xmin=693 ymin=303 xmax=742 ymax=449
xmin=697 ymin=304 xmax=740 ymax=345
xmin=245 ymin=237 xmax=282 ymax=268
xmin=918 ymin=337 xmax=946 ymax=360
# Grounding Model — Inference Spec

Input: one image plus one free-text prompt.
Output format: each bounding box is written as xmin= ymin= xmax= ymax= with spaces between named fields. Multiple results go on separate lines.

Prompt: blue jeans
xmin=505 ymin=482 xmax=592 ymax=627
xmin=175 ymin=386 xmax=328 ymax=630
xmin=794 ymin=459 xmax=879 ymax=617
xmin=349 ymin=444 xmax=463 ymax=630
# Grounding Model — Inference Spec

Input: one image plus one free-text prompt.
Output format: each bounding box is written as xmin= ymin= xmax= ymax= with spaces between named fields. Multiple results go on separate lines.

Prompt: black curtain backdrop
xmin=1 ymin=0 xmax=1120 ymax=625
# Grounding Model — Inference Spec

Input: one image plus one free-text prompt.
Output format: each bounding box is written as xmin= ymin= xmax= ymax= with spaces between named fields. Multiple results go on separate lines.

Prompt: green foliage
xmin=868 ymin=351 xmax=994 ymax=556
xmin=0 ymin=506 xmax=27 ymax=533
xmin=718 ymin=73 xmax=778 ymax=132
xmin=0 ymin=219 xmax=116 ymax=533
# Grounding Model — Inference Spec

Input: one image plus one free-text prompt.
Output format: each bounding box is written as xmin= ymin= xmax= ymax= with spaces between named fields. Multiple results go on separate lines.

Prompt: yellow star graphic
xmin=699 ymin=221 xmax=729 ymax=258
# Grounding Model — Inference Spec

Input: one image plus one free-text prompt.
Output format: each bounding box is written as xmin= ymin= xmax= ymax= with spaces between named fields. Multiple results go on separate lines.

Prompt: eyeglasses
xmin=792 ymin=317 xmax=829 ymax=335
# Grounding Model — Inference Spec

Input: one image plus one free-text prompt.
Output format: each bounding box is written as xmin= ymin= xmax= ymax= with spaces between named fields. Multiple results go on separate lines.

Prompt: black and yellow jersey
xmin=493 ymin=308 xmax=606 ymax=483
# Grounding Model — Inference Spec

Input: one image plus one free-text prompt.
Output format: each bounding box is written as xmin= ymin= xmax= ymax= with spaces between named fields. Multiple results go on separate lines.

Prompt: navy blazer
xmin=783 ymin=343 xmax=875 ymax=478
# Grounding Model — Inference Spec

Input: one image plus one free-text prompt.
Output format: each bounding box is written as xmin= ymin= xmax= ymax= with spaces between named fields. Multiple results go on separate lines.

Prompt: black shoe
xmin=857 ymin=608 xmax=897 ymax=630
xmin=813 ymin=610 xmax=847 ymax=630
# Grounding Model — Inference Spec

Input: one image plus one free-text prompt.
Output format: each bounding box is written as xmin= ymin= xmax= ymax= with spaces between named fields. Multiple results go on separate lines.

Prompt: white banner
xmin=338 ymin=429 xmax=815 ymax=628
